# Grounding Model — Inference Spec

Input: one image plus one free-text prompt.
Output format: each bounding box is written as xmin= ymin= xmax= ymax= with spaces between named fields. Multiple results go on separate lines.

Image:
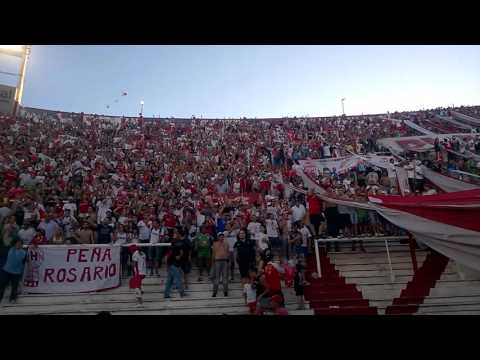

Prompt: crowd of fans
xmin=1 ymin=105 xmax=479 ymax=311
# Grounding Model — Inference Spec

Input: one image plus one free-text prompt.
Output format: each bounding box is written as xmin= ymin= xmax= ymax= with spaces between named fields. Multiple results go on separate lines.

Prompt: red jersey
xmin=79 ymin=201 xmax=89 ymax=214
xmin=7 ymin=187 xmax=24 ymax=199
xmin=264 ymin=263 xmax=282 ymax=293
xmin=307 ymin=194 xmax=322 ymax=215
xmin=260 ymin=180 xmax=271 ymax=191
xmin=4 ymin=170 xmax=17 ymax=183
xmin=163 ymin=213 xmax=177 ymax=228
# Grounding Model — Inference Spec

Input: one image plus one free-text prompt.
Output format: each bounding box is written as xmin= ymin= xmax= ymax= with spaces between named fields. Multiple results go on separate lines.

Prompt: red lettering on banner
xmin=57 ymin=268 xmax=67 ymax=282
xmin=93 ymin=266 xmax=103 ymax=280
xmin=91 ymin=248 xmax=101 ymax=262
xmin=80 ymin=267 xmax=91 ymax=282
xmin=44 ymin=268 xmax=55 ymax=282
xmin=109 ymin=264 xmax=117 ymax=277
xmin=101 ymin=248 xmax=111 ymax=262
xmin=78 ymin=249 xmax=88 ymax=262
xmin=67 ymin=249 xmax=77 ymax=262
xmin=67 ymin=268 xmax=77 ymax=282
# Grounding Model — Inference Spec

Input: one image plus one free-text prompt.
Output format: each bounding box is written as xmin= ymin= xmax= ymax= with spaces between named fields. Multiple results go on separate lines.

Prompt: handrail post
xmin=314 ymin=239 xmax=322 ymax=278
xmin=384 ymin=240 xmax=395 ymax=283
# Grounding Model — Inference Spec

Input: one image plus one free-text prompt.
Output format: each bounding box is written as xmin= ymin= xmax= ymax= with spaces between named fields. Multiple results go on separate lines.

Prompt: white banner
xmin=377 ymin=133 xmax=476 ymax=155
xmin=299 ymin=156 xmax=361 ymax=175
xmin=23 ymin=245 xmax=121 ymax=294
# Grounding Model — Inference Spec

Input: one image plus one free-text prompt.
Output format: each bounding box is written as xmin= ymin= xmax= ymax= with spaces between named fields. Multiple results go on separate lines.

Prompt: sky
xmin=0 ymin=45 xmax=479 ymax=118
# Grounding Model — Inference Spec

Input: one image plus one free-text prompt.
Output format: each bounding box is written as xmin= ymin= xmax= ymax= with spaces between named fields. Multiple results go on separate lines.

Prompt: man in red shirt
xmin=163 ymin=209 xmax=177 ymax=238
xmin=263 ymin=255 xmax=285 ymax=301
xmin=306 ymin=189 xmax=324 ymax=237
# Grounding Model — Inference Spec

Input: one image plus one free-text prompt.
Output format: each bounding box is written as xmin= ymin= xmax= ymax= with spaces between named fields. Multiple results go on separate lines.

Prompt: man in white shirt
xmin=414 ymin=160 xmax=425 ymax=192
xmin=291 ymin=199 xmax=306 ymax=226
xmin=63 ymin=197 xmax=77 ymax=216
xmin=17 ymin=221 xmax=36 ymax=245
xmin=96 ymin=197 xmax=112 ymax=224
xmin=299 ymin=224 xmax=313 ymax=258
xmin=265 ymin=213 xmax=281 ymax=253
xmin=256 ymin=225 xmax=270 ymax=254
xmin=131 ymin=245 xmax=147 ymax=306
xmin=23 ymin=201 xmax=40 ymax=225
xmin=247 ymin=215 xmax=262 ymax=241
xmin=323 ymin=144 xmax=331 ymax=158
xmin=138 ymin=218 xmax=151 ymax=245
xmin=61 ymin=209 xmax=79 ymax=244
xmin=149 ymin=220 xmax=161 ymax=275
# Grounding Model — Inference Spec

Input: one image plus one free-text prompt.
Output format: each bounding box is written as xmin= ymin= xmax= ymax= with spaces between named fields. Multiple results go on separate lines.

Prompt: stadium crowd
xmin=1 ymin=106 xmax=479 ymax=311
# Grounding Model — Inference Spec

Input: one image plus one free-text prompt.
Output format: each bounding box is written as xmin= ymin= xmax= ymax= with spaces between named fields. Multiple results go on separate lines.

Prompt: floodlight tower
xmin=0 ymin=45 xmax=31 ymax=116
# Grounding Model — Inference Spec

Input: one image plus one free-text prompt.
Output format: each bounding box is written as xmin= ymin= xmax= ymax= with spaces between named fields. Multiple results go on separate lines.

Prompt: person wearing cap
xmin=211 ymin=232 xmax=230 ymax=297
xmin=0 ymin=238 xmax=26 ymax=305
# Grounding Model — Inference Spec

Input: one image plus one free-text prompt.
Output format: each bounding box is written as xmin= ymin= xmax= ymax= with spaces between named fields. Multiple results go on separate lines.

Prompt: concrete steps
xmin=417 ymin=303 xmax=480 ymax=315
xmin=0 ymin=297 xmax=311 ymax=315
xmin=312 ymin=240 xmax=480 ymax=315
xmin=3 ymin=272 xmax=313 ymax=315
xmin=329 ymin=247 xmax=429 ymax=314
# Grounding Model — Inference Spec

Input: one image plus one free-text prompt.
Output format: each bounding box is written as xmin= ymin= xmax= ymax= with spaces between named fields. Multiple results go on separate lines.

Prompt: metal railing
xmin=313 ymin=236 xmax=410 ymax=283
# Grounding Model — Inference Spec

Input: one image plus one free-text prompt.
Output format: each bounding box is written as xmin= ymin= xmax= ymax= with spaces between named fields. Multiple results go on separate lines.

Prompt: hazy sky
xmin=1 ymin=45 xmax=479 ymax=118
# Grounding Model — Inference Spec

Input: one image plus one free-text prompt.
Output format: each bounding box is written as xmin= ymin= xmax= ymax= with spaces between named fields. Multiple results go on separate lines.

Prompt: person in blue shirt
xmin=0 ymin=239 xmax=27 ymax=304
xmin=216 ymin=214 xmax=226 ymax=234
